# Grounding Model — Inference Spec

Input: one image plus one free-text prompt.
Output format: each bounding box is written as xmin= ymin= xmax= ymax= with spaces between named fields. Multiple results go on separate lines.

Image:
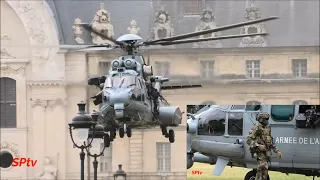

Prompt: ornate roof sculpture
xmin=72 ymin=3 xmax=115 ymax=45
xmin=193 ymin=7 xmax=222 ymax=48
xmin=150 ymin=3 xmax=174 ymax=41
xmin=127 ymin=20 xmax=140 ymax=35
xmin=239 ymin=0 xmax=267 ymax=47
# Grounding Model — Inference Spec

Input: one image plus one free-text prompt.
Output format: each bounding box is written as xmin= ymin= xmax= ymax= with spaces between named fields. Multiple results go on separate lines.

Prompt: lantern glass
xmin=91 ymin=138 xmax=101 ymax=154
xmin=75 ymin=128 xmax=89 ymax=142
xmin=115 ymin=176 xmax=125 ymax=180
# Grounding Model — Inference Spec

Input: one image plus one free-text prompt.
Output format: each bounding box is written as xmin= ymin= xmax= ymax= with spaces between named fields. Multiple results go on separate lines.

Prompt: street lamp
xmin=114 ymin=164 xmax=127 ymax=180
xmin=68 ymin=101 xmax=97 ymax=180
xmin=85 ymin=110 xmax=111 ymax=180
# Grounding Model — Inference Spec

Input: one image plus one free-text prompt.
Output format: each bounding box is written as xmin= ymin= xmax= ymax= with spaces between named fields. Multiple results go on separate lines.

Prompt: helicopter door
xmin=268 ymin=105 xmax=295 ymax=168
xmin=135 ymin=78 xmax=145 ymax=102
xmin=293 ymin=105 xmax=320 ymax=168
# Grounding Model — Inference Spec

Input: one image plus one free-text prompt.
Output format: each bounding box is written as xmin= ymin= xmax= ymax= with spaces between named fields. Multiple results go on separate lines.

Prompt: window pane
xmin=271 ymin=105 xmax=295 ymax=122
xmin=0 ymin=78 xmax=17 ymax=128
xmin=198 ymin=109 xmax=226 ymax=136
xmin=184 ymin=0 xmax=201 ymax=15
xmin=228 ymin=112 xmax=243 ymax=136
xmin=232 ymin=105 xmax=245 ymax=110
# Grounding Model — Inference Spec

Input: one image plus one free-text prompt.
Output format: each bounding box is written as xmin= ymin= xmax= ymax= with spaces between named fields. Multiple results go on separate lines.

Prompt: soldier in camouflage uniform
xmin=246 ymin=112 xmax=283 ymax=180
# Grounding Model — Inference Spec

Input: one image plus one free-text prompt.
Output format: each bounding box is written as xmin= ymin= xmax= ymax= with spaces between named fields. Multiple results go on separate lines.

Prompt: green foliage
xmin=187 ymin=163 xmax=320 ymax=180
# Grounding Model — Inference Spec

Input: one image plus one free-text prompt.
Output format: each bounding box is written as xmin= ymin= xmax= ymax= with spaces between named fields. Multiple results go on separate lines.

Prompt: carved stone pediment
xmin=193 ymin=7 xmax=222 ymax=48
xmin=239 ymin=0 xmax=267 ymax=47
xmin=90 ymin=3 xmax=114 ymax=45
xmin=127 ymin=20 xmax=140 ymax=35
xmin=150 ymin=9 xmax=174 ymax=41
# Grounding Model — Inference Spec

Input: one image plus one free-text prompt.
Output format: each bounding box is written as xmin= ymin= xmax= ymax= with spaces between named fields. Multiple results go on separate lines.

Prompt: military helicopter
xmin=77 ymin=16 xmax=278 ymax=144
xmin=187 ymin=104 xmax=320 ymax=180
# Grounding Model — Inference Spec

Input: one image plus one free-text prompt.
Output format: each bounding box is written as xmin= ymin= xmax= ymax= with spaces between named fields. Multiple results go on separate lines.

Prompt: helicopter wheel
xmin=126 ymin=127 xmax=132 ymax=138
xmin=168 ymin=129 xmax=175 ymax=143
xmin=244 ymin=170 xmax=269 ymax=180
xmin=104 ymin=134 xmax=111 ymax=147
xmin=109 ymin=130 xmax=115 ymax=142
xmin=119 ymin=127 xmax=125 ymax=138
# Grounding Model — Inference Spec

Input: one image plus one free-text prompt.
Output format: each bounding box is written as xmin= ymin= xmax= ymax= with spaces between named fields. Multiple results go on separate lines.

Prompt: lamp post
xmin=68 ymin=102 xmax=97 ymax=180
xmin=114 ymin=164 xmax=127 ymax=180
xmin=85 ymin=111 xmax=111 ymax=180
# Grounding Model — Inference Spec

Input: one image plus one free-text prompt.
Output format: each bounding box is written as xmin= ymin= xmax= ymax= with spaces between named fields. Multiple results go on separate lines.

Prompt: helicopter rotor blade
xmin=155 ymin=33 xmax=269 ymax=46
xmin=161 ymin=85 xmax=202 ymax=90
xmin=82 ymin=24 xmax=126 ymax=47
xmin=71 ymin=46 xmax=117 ymax=52
xmin=144 ymin=16 xmax=278 ymax=45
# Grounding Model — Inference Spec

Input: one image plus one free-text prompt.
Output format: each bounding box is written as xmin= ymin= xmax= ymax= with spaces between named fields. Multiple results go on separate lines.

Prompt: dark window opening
xmin=271 ymin=105 xmax=295 ymax=122
xmin=228 ymin=112 xmax=244 ymax=136
xmin=198 ymin=109 xmax=226 ymax=136
xmin=0 ymin=151 xmax=13 ymax=168
xmin=0 ymin=77 xmax=17 ymax=128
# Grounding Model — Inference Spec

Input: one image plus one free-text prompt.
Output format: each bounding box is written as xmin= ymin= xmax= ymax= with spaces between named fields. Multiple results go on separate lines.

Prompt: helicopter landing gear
xmin=119 ymin=127 xmax=125 ymax=138
xmin=126 ymin=127 xmax=132 ymax=138
xmin=104 ymin=134 xmax=111 ymax=147
xmin=161 ymin=125 xmax=168 ymax=138
xmin=168 ymin=129 xmax=175 ymax=143
xmin=244 ymin=170 xmax=269 ymax=180
xmin=109 ymin=129 xmax=116 ymax=142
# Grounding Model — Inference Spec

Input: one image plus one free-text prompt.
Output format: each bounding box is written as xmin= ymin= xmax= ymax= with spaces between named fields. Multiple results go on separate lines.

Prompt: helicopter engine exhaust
xmin=158 ymin=106 xmax=182 ymax=126
xmin=191 ymin=140 xmax=245 ymax=159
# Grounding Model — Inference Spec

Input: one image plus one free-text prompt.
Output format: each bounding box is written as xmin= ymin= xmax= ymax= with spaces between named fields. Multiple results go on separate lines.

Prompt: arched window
xmin=246 ymin=100 xmax=261 ymax=111
xmin=200 ymin=101 xmax=215 ymax=105
xmin=292 ymin=100 xmax=308 ymax=105
xmin=0 ymin=77 xmax=17 ymax=128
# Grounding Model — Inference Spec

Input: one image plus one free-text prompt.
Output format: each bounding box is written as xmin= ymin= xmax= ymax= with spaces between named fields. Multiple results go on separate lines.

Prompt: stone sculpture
xmin=90 ymin=3 xmax=114 ymax=45
xmin=35 ymin=157 xmax=58 ymax=180
xmin=239 ymin=0 xmax=267 ymax=47
xmin=193 ymin=7 xmax=222 ymax=48
xmin=127 ymin=20 xmax=140 ymax=35
xmin=150 ymin=9 xmax=174 ymax=40
xmin=72 ymin=18 xmax=84 ymax=44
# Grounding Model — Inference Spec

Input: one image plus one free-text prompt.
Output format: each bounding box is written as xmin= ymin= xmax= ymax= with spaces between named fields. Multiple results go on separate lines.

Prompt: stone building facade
xmin=0 ymin=0 xmax=319 ymax=180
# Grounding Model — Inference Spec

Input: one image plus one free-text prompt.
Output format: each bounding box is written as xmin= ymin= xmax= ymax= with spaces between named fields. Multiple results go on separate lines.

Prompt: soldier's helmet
xmin=256 ymin=112 xmax=270 ymax=124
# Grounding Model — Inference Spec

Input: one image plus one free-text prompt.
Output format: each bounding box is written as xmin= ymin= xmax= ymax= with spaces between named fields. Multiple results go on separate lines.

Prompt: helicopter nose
xmin=108 ymin=90 xmax=131 ymax=105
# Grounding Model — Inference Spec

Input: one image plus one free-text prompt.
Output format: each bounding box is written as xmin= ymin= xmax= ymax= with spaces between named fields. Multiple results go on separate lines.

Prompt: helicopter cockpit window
xmin=245 ymin=105 xmax=261 ymax=111
xmin=271 ymin=105 xmax=295 ymax=122
xmin=228 ymin=112 xmax=244 ymax=136
xmin=105 ymin=74 xmax=136 ymax=88
xmin=198 ymin=108 xmax=226 ymax=136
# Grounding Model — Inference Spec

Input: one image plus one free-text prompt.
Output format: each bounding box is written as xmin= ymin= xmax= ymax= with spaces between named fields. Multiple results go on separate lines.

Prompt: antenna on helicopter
xmin=147 ymin=49 xmax=150 ymax=65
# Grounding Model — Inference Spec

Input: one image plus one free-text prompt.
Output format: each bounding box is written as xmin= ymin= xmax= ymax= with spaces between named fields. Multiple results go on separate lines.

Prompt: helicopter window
xmin=187 ymin=105 xmax=208 ymax=115
xmin=106 ymin=75 xmax=136 ymax=88
xmin=232 ymin=105 xmax=246 ymax=110
xmin=198 ymin=109 xmax=226 ymax=136
xmin=271 ymin=105 xmax=295 ymax=122
xmin=228 ymin=112 xmax=243 ymax=136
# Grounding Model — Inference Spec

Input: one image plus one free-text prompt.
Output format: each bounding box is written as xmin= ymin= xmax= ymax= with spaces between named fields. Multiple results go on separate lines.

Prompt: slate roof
xmin=46 ymin=0 xmax=319 ymax=47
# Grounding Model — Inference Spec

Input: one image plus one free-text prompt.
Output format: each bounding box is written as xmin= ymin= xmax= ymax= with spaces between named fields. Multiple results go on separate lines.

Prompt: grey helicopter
xmin=77 ymin=16 xmax=279 ymax=144
xmin=187 ymin=104 xmax=320 ymax=180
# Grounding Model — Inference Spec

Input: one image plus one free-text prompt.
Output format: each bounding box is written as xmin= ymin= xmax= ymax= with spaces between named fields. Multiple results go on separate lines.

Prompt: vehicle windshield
xmin=105 ymin=74 xmax=136 ymax=88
